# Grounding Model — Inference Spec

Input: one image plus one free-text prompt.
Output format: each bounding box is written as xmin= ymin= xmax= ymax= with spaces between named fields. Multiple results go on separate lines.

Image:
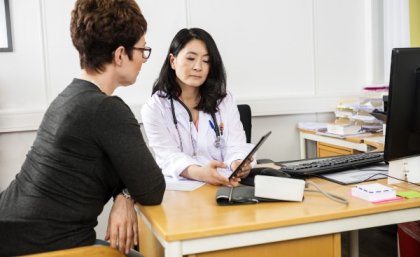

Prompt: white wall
xmin=0 ymin=0 xmax=384 ymax=131
xmin=0 ymin=0 xmax=388 ymax=239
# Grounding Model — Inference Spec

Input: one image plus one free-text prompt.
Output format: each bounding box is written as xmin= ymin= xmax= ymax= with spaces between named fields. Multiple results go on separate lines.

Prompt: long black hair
xmin=152 ymin=28 xmax=227 ymax=114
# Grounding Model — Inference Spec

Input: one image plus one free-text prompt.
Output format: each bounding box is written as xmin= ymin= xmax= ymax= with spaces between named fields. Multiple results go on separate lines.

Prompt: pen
xmin=209 ymin=120 xmax=216 ymax=131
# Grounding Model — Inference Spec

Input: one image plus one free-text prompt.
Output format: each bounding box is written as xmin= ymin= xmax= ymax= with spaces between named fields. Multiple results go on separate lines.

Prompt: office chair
xmin=237 ymin=104 xmax=272 ymax=164
xmin=237 ymin=104 xmax=252 ymax=143
xmin=19 ymin=246 xmax=125 ymax=257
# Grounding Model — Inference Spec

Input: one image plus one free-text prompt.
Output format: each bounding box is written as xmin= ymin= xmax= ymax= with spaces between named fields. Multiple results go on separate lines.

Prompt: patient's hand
xmin=106 ymin=194 xmax=138 ymax=254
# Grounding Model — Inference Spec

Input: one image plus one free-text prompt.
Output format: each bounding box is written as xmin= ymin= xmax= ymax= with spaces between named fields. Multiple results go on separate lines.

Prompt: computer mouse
xmin=240 ymin=167 xmax=291 ymax=186
xmin=259 ymin=167 xmax=291 ymax=178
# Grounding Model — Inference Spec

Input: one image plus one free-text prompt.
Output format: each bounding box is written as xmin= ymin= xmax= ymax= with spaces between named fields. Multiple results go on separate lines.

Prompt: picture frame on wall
xmin=0 ymin=0 xmax=12 ymax=52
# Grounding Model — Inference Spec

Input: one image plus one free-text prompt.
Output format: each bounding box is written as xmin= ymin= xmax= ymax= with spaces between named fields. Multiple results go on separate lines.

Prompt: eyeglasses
xmin=131 ymin=46 xmax=152 ymax=60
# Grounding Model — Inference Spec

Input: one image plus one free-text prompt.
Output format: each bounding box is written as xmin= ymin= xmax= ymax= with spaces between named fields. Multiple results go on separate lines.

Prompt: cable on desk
xmin=359 ymin=173 xmax=420 ymax=187
xmin=305 ymin=180 xmax=349 ymax=205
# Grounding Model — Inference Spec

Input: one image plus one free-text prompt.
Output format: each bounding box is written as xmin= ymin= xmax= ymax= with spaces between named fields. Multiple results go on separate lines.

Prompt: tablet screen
xmin=228 ymin=131 xmax=272 ymax=180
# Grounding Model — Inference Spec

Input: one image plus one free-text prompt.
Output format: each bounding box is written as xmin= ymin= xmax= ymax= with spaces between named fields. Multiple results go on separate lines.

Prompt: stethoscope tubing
xmin=170 ymin=97 xmax=222 ymax=156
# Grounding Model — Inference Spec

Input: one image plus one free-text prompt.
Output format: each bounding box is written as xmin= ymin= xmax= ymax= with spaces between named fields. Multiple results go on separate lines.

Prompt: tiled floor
xmin=341 ymin=225 xmax=398 ymax=257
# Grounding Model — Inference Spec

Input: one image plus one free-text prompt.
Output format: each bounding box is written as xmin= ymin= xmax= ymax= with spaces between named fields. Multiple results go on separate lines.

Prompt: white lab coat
xmin=141 ymin=91 xmax=256 ymax=179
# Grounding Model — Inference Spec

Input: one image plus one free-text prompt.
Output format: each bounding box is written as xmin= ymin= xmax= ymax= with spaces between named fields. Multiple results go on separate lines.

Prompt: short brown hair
xmin=70 ymin=0 xmax=147 ymax=72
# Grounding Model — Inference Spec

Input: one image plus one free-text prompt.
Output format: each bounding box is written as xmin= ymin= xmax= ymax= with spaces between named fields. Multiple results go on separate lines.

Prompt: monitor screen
xmin=384 ymin=48 xmax=420 ymax=162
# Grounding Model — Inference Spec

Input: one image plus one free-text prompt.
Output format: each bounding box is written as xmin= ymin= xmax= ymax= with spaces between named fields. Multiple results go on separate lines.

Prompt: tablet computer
xmin=228 ymin=131 xmax=272 ymax=180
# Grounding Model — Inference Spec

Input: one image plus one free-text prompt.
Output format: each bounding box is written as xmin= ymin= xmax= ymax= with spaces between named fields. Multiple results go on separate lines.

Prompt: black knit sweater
xmin=0 ymin=79 xmax=165 ymax=256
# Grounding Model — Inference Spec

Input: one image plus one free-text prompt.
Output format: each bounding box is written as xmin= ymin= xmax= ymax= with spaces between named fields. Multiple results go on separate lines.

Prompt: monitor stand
xmin=388 ymin=156 xmax=420 ymax=184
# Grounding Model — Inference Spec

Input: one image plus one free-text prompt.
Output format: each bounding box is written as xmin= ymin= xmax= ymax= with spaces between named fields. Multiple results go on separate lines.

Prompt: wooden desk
xmin=137 ymin=179 xmax=420 ymax=257
xmin=363 ymin=136 xmax=385 ymax=152
xmin=299 ymin=129 xmax=384 ymax=158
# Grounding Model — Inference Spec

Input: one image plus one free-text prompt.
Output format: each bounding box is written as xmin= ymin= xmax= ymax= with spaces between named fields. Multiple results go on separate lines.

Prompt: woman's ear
xmin=113 ymin=46 xmax=125 ymax=66
xmin=169 ymin=53 xmax=175 ymax=70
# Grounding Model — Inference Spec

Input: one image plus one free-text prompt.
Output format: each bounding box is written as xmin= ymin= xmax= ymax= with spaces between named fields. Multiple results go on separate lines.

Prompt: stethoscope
xmin=170 ymin=97 xmax=223 ymax=157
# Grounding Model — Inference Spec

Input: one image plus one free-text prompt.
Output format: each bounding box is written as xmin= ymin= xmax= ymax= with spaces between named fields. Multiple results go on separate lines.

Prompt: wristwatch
xmin=120 ymin=188 xmax=132 ymax=199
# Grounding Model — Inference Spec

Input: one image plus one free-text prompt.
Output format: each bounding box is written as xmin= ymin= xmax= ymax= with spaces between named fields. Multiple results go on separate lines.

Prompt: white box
xmin=351 ymin=183 xmax=396 ymax=202
xmin=254 ymin=175 xmax=305 ymax=202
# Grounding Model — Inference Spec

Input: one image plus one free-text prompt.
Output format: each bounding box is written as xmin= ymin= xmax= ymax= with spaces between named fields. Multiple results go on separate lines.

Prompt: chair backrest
xmin=237 ymin=104 xmax=252 ymax=143
xmin=20 ymin=246 xmax=125 ymax=257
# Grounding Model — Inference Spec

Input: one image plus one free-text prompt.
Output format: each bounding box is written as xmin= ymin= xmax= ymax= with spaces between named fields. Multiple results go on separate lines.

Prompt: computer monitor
xmin=384 ymin=48 xmax=420 ymax=184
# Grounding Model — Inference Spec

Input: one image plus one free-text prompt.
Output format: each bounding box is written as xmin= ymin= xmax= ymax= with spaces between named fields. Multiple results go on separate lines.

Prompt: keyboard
xmin=277 ymin=152 xmax=384 ymax=177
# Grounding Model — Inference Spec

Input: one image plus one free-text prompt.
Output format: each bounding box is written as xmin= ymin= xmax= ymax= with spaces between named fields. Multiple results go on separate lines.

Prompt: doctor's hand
xmin=182 ymin=160 xmax=237 ymax=186
xmin=230 ymin=157 xmax=253 ymax=179
xmin=106 ymin=194 xmax=138 ymax=255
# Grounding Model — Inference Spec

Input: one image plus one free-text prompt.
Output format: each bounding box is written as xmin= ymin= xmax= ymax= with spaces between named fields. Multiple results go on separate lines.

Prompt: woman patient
xmin=0 ymin=0 xmax=165 ymax=256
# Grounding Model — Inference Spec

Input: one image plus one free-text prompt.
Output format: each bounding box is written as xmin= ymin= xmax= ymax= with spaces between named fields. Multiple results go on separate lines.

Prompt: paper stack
xmin=329 ymin=85 xmax=389 ymax=135
xmin=327 ymin=122 xmax=361 ymax=135
xmin=351 ymin=183 xmax=396 ymax=202
xmin=297 ymin=122 xmax=328 ymax=132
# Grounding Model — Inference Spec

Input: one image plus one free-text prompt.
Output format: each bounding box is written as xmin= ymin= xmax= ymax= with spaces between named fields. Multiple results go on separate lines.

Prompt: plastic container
xmin=398 ymin=221 xmax=420 ymax=257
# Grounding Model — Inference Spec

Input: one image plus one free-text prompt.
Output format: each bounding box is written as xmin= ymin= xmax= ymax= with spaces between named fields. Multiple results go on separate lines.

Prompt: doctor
xmin=141 ymin=28 xmax=255 ymax=186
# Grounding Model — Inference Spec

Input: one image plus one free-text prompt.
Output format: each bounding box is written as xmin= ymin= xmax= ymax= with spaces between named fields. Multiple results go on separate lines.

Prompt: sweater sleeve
xmin=93 ymin=97 xmax=165 ymax=205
